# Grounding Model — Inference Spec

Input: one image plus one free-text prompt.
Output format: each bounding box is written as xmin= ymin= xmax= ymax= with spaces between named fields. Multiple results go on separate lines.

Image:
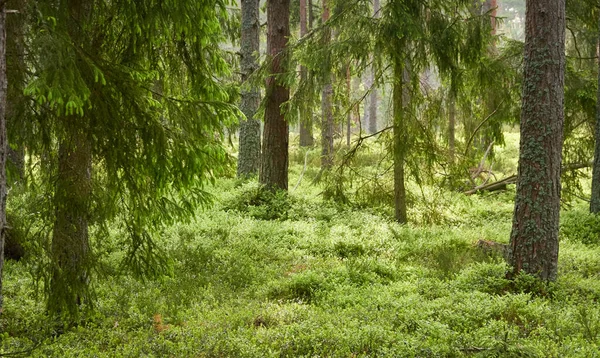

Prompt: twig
xmin=463 ymin=99 xmax=505 ymax=157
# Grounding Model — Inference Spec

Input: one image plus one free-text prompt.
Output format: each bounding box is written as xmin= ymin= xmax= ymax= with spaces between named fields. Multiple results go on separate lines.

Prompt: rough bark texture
xmin=591 ymin=8 xmax=600 ymax=214
xmin=237 ymin=0 xmax=261 ymax=178
xmin=367 ymin=0 xmax=380 ymax=135
xmin=393 ymin=60 xmax=408 ymax=224
xmin=260 ymin=0 xmax=290 ymax=191
xmin=49 ymin=0 xmax=94 ymax=314
xmin=6 ymin=0 xmax=26 ymax=181
xmin=299 ymin=0 xmax=314 ymax=147
xmin=0 ymin=1 xmax=8 ymax=313
xmin=508 ymin=0 xmax=565 ymax=281
xmin=320 ymin=0 xmax=334 ymax=170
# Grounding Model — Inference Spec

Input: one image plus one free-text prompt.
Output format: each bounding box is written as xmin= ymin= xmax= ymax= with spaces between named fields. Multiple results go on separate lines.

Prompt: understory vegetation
xmin=2 ymin=134 xmax=600 ymax=357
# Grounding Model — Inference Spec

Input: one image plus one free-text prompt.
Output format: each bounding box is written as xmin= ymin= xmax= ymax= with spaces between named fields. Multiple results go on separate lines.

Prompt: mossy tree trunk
xmin=49 ymin=0 xmax=94 ymax=316
xmin=299 ymin=0 xmax=314 ymax=147
xmin=591 ymin=8 xmax=600 ymax=214
xmin=237 ymin=0 xmax=261 ymax=178
xmin=508 ymin=0 xmax=565 ymax=281
xmin=6 ymin=0 xmax=27 ymax=181
xmin=0 ymin=0 xmax=8 ymax=313
xmin=393 ymin=59 xmax=408 ymax=224
xmin=320 ymin=0 xmax=334 ymax=170
xmin=260 ymin=0 xmax=290 ymax=191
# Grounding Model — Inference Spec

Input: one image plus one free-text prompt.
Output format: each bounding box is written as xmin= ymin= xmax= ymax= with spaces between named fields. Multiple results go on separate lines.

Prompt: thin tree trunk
xmin=6 ymin=0 xmax=26 ymax=181
xmin=368 ymin=0 xmax=380 ymax=135
xmin=320 ymin=0 xmax=334 ymax=169
xmin=591 ymin=8 xmax=600 ymax=213
xmin=299 ymin=0 xmax=314 ymax=147
xmin=346 ymin=64 xmax=351 ymax=146
xmin=49 ymin=0 xmax=94 ymax=315
xmin=508 ymin=0 xmax=565 ymax=281
xmin=393 ymin=59 xmax=408 ymax=224
xmin=448 ymin=91 xmax=456 ymax=163
xmin=237 ymin=0 xmax=261 ymax=177
xmin=0 ymin=0 xmax=8 ymax=313
xmin=260 ymin=0 xmax=290 ymax=190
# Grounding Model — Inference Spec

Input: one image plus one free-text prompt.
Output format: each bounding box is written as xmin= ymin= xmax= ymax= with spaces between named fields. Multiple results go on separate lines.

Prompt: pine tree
xmin=260 ymin=0 xmax=291 ymax=190
xmin=591 ymin=7 xmax=600 ymax=214
xmin=320 ymin=0 xmax=334 ymax=170
xmin=237 ymin=0 xmax=262 ymax=178
xmin=508 ymin=0 xmax=565 ymax=281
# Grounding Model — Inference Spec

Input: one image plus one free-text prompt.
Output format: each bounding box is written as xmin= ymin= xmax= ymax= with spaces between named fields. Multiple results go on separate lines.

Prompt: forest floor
xmin=2 ymin=131 xmax=600 ymax=357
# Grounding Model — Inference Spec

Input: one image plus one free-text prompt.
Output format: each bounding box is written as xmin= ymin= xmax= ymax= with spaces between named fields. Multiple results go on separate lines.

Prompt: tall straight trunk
xmin=320 ymin=0 xmax=334 ymax=169
xmin=346 ymin=65 xmax=351 ymax=146
xmin=6 ymin=0 xmax=26 ymax=181
xmin=49 ymin=0 xmax=94 ymax=315
xmin=237 ymin=0 xmax=261 ymax=177
xmin=591 ymin=9 xmax=600 ymax=214
xmin=393 ymin=59 xmax=408 ymax=224
xmin=367 ymin=0 xmax=380 ymax=135
xmin=0 ymin=1 xmax=8 ymax=313
xmin=299 ymin=0 xmax=314 ymax=147
xmin=448 ymin=91 xmax=456 ymax=163
xmin=260 ymin=0 xmax=290 ymax=190
xmin=508 ymin=0 xmax=565 ymax=281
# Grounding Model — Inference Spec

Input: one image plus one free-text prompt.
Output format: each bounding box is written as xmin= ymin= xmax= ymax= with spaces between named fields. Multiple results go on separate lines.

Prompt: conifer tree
xmin=508 ymin=0 xmax=565 ymax=281
xmin=299 ymin=0 xmax=314 ymax=147
xmin=26 ymin=0 xmax=238 ymax=318
xmin=320 ymin=0 xmax=334 ymax=170
xmin=0 ymin=0 xmax=8 ymax=313
xmin=591 ymin=7 xmax=600 ymax=214
xmin=260 ymin=0 xmax=291 ymax=190
xmin=237 ymin=0 xmax=262 ymax=178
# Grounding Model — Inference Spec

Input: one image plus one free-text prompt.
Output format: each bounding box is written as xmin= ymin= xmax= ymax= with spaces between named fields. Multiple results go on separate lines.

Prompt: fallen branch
xmin=464 ymin=161 xmax=593 ymax=195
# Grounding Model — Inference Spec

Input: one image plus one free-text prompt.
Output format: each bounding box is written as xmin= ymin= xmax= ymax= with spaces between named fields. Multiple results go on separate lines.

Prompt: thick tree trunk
xmin=591 ymin=9 xmax=600 ymax=214
xmin=320 ymin=0 xmax=334 ymax=169
xmin=237 ymin=0 xmax=261 ymax=177
xmin=260 ymin=0 xmax=290 ymax=190
xmin=367 ymin=0 xmax=380 ymax=135
xmin=299 ymin=0 xmax=314 ymax=147
xmin=50 ymin=125 xmax=92 ymax=313
xmin=393 ymin=60 xmax=408 ymax=224
xmin=0 ymin=1 xmax=8 ymax=313
xmin=508 ymin=0 xmax=565 ymax=281
xmin=49 ymin=0 xmax=94 ymax=315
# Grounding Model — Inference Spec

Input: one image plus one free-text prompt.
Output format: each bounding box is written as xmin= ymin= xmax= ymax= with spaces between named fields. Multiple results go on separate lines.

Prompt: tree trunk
xmin=591 ymin=8 xmax=600 ymax=214
xmin=508 ymin=0 xmax=565 ymax=281
xmin=448 ymin=91 xmax=456 ymax=163
xmin=320 ymin=0 xmax=334 ymax=169
xmin=0 ymin=1 xmax=8 ymax=313
xmin=368 ymin=0 xmax=380 ymax=135
xmin=6 ymin=0 xmax=27 ymax=181
xmin=299 ymin=0 xmax=314 ymax=147
xmin=49 ymin=0 xmax=94 ymax=315
xmin=393 ymin=59 xmax=408 ymax=224
xmin=260 ymin=0 xmax=290 ymax=190
xmin=346 ymin=64 xmax=351 ymax=146
xmin=237 ymin=0 xmax=261 ymax=177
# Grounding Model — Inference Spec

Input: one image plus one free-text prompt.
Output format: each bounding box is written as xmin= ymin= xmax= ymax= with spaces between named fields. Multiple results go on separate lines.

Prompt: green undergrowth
xmin=3 ymin=145 xmax=600 ymax=356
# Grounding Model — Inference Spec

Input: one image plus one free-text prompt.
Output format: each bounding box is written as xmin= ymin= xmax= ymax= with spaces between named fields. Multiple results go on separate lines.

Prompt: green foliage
xmin=561 ymin=207 xmax=600 ymax=245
